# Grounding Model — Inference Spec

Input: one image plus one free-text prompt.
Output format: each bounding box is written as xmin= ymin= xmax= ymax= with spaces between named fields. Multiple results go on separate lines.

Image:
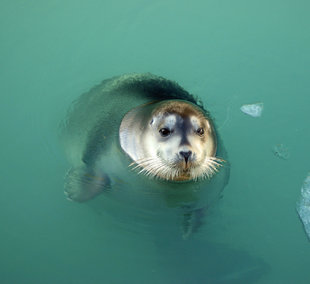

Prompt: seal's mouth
xmin=175 ymin=152 xmax=198 ymax=171
xmin=177 ymin=160 xmax=192 ymax=171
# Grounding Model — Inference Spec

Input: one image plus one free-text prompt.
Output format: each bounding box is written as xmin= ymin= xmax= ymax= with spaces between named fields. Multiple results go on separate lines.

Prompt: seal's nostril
xmin=179 ymin=151 xmax=192 ymax=163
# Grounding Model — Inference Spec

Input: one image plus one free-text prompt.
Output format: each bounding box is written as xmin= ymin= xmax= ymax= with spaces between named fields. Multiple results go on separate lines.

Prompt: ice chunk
xmin=240 ymin=103 xmax=263 ymax=117
xmin=272 ymin=144 xmax=290 ymax=160
xmin=296 ymin=174 xmax=310 ymax=240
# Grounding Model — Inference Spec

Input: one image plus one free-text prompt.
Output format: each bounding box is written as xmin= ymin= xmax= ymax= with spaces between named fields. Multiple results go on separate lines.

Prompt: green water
xmin=1 ymin=0 xmax=310 ymax=283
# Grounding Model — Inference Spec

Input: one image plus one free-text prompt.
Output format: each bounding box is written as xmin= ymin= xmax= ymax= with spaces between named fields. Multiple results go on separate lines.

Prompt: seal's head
xmin=120 ymin=100 xmax=223 ymax=181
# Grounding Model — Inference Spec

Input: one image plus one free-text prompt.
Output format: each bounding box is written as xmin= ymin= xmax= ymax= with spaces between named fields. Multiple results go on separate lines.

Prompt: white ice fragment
xmin=272 ymin=144 xmax=290 ymax=160
xmin=296 ymin=173 xmax=310 ymax=240
xmin=240 ymin=103 xmax=263 ymax=117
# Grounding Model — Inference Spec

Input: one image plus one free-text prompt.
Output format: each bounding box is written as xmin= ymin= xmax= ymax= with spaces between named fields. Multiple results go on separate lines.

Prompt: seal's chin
xmin=172 ymin=169 xmax=192 ymax=181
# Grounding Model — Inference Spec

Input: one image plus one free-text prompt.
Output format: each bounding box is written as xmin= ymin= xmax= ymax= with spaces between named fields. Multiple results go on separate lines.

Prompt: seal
xmin=60 ymin=73 xmax=229 ymax=237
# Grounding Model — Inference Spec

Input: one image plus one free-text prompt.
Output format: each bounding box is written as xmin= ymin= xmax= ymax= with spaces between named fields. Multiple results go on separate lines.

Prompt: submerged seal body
xmin=61 ymin=74 xmax=229 ymax=236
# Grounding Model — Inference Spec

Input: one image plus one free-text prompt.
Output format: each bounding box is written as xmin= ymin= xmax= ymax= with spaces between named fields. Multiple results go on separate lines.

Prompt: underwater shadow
xmin=154 ymin=238 xmax=270 ymax=284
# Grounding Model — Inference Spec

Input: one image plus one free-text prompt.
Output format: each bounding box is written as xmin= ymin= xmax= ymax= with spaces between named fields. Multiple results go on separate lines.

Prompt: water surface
xmin=1 ymin=0 xmax=310 ymax=283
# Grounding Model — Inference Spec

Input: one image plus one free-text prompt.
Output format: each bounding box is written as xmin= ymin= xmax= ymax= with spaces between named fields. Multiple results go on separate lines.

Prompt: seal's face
xmin=128 ymin=101 xmax=223 ymax=181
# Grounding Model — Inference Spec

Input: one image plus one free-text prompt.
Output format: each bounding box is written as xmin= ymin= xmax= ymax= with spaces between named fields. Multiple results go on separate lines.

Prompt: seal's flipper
xmin=181 ymin=207 xmax=206 ymax=240
xmin=64 ymin=166 xmax=110 ymax=202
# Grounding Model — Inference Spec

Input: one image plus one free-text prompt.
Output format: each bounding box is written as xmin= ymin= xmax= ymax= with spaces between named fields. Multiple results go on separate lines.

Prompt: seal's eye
xmin=196 ymin=127 xmax=204 ymax=136
xmin=159 ymin=128 xmax=171 ymax=137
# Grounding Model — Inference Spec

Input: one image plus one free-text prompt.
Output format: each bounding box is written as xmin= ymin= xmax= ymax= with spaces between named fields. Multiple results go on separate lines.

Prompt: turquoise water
xmin=1 ymin=0 xmax=310 ymax=283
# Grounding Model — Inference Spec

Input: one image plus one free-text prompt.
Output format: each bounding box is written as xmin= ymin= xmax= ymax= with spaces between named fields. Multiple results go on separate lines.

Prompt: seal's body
xmin=61 ymin=74 xmax=229 ymax=237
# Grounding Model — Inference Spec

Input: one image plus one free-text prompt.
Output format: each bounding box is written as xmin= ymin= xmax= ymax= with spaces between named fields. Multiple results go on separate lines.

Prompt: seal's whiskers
xmin=201 ymin=157 xmax=224 ymax=180
xmin=130 ymin=157 xmax=180 ymax=180
xmin=130 ymin=156 xmax=224 ymax=181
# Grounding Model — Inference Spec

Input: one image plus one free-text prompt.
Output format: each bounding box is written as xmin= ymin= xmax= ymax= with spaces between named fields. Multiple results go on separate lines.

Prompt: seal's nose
xmin=179 ymin=151 xmax=192 ymax=163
